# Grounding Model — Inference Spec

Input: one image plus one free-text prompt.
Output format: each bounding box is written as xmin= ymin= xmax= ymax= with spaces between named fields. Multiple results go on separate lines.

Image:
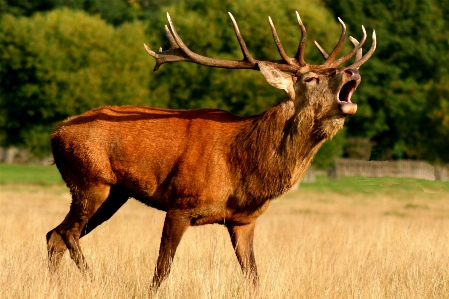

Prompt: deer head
xmin=144 ymin=12 xmax=376 ymax=123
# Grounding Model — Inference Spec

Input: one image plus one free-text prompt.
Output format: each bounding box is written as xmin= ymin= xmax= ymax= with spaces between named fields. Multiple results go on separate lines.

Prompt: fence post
xmin=435 ymin=165 xmax=448 ymax=182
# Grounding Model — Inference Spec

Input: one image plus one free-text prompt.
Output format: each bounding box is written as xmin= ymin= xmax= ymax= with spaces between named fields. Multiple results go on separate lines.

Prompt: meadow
xmin=1 ymin=164 xmax=449 ymax=298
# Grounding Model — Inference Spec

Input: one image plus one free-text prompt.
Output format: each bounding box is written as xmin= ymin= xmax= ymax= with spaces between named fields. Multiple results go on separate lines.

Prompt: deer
xmin=46 ymin=11 xmax=376 ymax=293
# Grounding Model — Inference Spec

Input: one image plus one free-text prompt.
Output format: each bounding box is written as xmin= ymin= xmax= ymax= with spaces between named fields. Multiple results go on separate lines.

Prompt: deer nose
xmin=344 ymin=69 xmax=361 ymax=80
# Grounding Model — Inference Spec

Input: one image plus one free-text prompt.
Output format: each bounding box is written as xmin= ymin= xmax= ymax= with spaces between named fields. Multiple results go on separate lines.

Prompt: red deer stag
xmin=47 ymin=11 xmax=376 ymax=292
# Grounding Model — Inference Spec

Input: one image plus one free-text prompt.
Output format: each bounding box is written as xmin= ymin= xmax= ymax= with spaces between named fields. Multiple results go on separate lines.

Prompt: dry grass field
xmin=1 ymin=174 xmax=449 ymax=298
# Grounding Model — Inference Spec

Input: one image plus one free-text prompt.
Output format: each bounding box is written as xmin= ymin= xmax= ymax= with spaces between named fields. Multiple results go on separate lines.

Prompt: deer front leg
xmin=150 ymin=209 xmax=190 ymax=293
xmin=226 ymin=221 xmax=259 ymax=288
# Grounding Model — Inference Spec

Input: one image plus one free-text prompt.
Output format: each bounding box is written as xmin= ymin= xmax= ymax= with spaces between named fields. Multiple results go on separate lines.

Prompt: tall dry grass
xmin=1 ymin=182 xmax=449 ymax=298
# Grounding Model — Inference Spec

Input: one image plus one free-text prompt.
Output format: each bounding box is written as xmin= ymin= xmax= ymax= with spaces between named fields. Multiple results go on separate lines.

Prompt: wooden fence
xmin=335 ymin=159 xmax=448 ymax=181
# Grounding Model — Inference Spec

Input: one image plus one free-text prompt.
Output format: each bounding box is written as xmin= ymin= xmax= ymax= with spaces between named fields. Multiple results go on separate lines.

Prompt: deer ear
xmin=258 ymin=62 xmax=295 ymax=98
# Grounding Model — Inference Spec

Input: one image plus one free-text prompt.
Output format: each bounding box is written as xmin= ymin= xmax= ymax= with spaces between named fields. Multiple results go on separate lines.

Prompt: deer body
xmin=46 ymin=11 xmax=376 ymax=293
xmin=51 ymin=99 xmax=329 ymax=220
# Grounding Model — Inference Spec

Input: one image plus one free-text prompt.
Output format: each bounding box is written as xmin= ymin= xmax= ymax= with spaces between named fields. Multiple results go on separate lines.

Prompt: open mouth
xmin=337 ymin=80 xmax=358 ymax=115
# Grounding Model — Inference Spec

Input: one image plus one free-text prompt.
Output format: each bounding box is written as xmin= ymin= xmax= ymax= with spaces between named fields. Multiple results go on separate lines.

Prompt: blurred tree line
xmin=0 ymin=0 xmax=448 ymax=166
xmin=325 ymin=0 xmax=449 ymax=164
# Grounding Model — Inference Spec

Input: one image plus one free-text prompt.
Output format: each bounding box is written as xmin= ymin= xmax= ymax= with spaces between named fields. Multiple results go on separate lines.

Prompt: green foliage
xmin=325 ymin=0 xmax=449 ymax=162
xmin=0 ymin=9 xmax=151 ymax=156
xmin=0 ymin=0 xmax=144 ymax=25
xmin=418 ymin=76 xmax=449 ymax=162
xmin=3 ymin=0 xmax=449 ymax=165
xmin=0 ymin=1 xmax=360 ymax=167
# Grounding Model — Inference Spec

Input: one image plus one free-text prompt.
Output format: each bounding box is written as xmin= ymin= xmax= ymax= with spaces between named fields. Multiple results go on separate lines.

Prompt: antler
xmin=314 ymin=27 xmax=376 ymax=70
xmin=347 ymin=33 xmax=376 ymax=69
xmin=144 ymin=12 xmax=298 ymax=73
xmin=144 ymin=12 xmax=376 ymax=73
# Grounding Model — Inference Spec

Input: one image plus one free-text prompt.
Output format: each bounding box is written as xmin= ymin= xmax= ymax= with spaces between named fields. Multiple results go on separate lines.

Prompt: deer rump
xmin=46 ymin=11 xmax=376 ymax=293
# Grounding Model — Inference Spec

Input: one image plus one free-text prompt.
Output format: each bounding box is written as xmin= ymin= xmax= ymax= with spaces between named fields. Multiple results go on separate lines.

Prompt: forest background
xmin=0 ymin=0 xmax=448 ymax=169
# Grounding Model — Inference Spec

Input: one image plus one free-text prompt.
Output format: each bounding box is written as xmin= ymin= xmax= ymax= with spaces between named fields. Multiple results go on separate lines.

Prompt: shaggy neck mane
xmin=229 ymin=100 xmax=340 ymax=206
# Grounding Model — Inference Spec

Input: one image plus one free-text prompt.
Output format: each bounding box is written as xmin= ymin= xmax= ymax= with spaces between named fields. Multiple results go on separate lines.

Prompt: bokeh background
xmin=0 ymin=0 xmax=448 ymax=168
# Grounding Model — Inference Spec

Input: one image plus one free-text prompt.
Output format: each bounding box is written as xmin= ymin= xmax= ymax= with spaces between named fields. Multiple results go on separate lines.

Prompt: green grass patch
xmin=0 ymin=164 xmax=63 ymax=185
xmin=1 ymin=164 xmax=449 ymax=196
xmin=298 ymin=175 xmax=449 ymax=196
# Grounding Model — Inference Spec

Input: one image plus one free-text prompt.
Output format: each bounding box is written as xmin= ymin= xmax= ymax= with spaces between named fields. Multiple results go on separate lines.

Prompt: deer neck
xmin=229 ymin=99 xmax=342 ymax=202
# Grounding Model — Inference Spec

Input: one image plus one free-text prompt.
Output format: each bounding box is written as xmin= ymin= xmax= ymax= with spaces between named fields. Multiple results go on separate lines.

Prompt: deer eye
xmin=304 ymin=77 xmax=319 ymax=84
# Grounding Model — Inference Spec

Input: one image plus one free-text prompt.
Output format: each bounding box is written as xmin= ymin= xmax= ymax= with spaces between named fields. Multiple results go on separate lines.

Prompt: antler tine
xmin=144 ymin=43 xmax=162 ymax=71
xmin=143 ymin=19 xmax=193 ymax=71
xmin=228 ymin=12 xmax=256 ymax=64
xmin=294 ymin=11 xmax=307 ymax=67
xmin=164 ymin=24 xmax=178 ymax=49
xmin=144 ymin=23 xmax=191 ymax=72
xmin=166 ymin=13 xmax=201 ymax=62
xmin=314 ymin=41 xmax=329 ymax=60
xmin=349 ymin=36 xmax=362 ymax=62
xmin=322 ymin=18 xmax=346 ymax=66
xmin=348 ymin=30 xmax=376 ymax=69
xmin=268 ymin=16 xmax=298 ymax=67
xmin=329 ymin=25 xmax=367 ymax=68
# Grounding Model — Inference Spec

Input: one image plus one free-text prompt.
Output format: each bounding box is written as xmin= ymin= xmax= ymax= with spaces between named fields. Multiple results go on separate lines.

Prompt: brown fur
xmin=46 ymin=65 xmax=363 ymax=292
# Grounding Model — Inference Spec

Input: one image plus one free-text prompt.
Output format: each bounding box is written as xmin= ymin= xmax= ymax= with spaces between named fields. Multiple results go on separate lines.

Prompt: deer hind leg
xmin=226 ymin=221 xmax=259 ymax=288
xmin=46 ymin=182 xmax=111 ymax=273
xmin=46 ymin=229 xmax=66 ymax=272
xmin=150 ymin=209 xmax=191 ymax=293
